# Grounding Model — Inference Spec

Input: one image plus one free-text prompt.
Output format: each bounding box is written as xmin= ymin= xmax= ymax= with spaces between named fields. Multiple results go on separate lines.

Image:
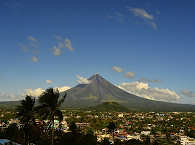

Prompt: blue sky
xmin=0 ymin=0 xmax=195 ymax=103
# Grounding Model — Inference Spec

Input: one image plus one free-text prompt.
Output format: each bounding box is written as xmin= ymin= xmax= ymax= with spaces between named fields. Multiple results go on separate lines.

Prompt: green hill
xmin=88 ymin=102 xmax=130 ymax=112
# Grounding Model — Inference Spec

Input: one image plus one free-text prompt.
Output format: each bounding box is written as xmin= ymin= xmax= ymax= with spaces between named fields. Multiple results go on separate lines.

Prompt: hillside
xmin=88 ymin=102 xmax=130 ymax=112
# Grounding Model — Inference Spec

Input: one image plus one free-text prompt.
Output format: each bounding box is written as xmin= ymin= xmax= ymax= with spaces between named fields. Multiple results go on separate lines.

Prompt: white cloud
xmin=46 ymin=80 xmax=53 ymax=84
xmin=129 ymin=8 xmax=153 ymax=20
xmin=55 ymin=86 xmax=71 ymax=92
xmin=125 ymin=72 xmax=135 ymax=79
xmin=76 ymin=75 xmax=91 ymax=84
xmin=23 ymin=86 xmax=71 ymax=98
xmin=27 ymin=36 xmax=39 ymax=48
xmin=27 ymin=36 xmax=37 ymax=42
xmin=52 ymin=35 xmax=64 ymax=56
xmin=24 ymin=88 xmax=45 ymax=97
xmin=0 ymin=86 xmax=71 ymax=101
xmin=32 ymin=56 xmax=38 ymax=63
xmin=181 ymin=89 xmax=195 ymax=98
xmin=112 ymin=66 xmax=123 ymax=73
xmin=65 ymin=38 xmax=74 ymax=51
xmin=118 ymin=81 xmax=180 ymax=102
xmin=20 ymin=36 xmax=39 ymax=62
xmin=52 ymin=36 xmax=74 ymax=56
xmin=128 ymin=7 xmax=157 ymax=30
xmin=53 ymin=46 xmax=61 ymax=56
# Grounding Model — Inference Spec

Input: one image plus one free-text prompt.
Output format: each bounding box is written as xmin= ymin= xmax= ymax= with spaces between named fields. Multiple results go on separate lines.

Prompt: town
xmin=0 ymin=107 xmax=195 ymax=145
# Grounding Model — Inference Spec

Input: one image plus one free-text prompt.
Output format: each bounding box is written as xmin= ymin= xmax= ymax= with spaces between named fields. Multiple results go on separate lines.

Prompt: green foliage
xmin=69 ymin=122 xmax=77 ymax=133
xmin=16 ymin=95 xmax=35 ymax=124
xmin=187 ymin=130 xmax=195 ymax=138
xmin=89 ymin=102 xmax=130 ymax=112
xmin=107 ymin=121 xmax=116 ymax=133
xmin=86 ymin=127 xmax=94 ymax=135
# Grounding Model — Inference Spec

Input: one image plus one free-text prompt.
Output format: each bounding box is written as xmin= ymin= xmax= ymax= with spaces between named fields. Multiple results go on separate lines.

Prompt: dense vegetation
xmin=88 ymin=102 xmax=130 ymax=112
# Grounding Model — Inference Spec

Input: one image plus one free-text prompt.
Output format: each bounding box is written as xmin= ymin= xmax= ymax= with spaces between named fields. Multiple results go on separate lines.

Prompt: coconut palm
xmin=16 ymin=95 xmax=35 ymax=145
xmin=36 ymin=88 xmax=66 ymax=145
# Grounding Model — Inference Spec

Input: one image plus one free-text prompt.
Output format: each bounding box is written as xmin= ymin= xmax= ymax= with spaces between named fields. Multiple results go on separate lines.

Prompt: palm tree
xmin=16 ymin=95 xmax=35 ymax=145
xmin=36 ymin=88 xmax=66 ymax=145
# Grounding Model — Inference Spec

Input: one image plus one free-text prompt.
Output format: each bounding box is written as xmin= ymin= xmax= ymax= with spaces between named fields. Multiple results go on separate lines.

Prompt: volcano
xmin=62 ymin=74 xmax=195 ymax=112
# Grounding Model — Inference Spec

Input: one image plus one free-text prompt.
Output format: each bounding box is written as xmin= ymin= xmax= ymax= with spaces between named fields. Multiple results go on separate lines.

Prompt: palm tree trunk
xmin=51 ymin=117 xmax=54 ymax=145
xmin=24 ymin=132 xmax=27 ymax=145
xmin=24 ymin=124 xmax=29 ymax=145
xmin=112 ymin=131 xmax=114 ymax=143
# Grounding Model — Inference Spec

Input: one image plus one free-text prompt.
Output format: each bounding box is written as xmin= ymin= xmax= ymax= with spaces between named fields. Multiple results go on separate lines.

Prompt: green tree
xmin=69 ymin=122 xmax=77 ymax=133
xmin=187 ymin=130 xmax=195 ymax=138
xmin=16 ymin=95 xmax=35 ymax=145
xmin=36 ymin=88 xmax=66 ymax=145
xmin=107 ymin=122 xmax=116 ymax=142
